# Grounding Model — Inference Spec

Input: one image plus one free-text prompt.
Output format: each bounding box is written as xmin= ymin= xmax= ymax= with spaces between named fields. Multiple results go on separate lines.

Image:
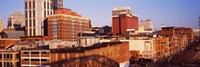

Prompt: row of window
xmin=25 ymin=19 xmax=36 ymax=27
xmin=0 ymin=54 xmax=19 ymax=59
xmin=25 ymin=10 xmax=52 ymax=19
xmin=28 ymin=28 xmax=36 ymax=36
xmin=0 ymin=62 xmax=20 ymax=67
xmin=24 ymin=52 xmax=48 ymax=54
xmin=25 ymin=1 xmax=52 ymax=9
xmin=23 ymin=59 xmax=48 ymax=62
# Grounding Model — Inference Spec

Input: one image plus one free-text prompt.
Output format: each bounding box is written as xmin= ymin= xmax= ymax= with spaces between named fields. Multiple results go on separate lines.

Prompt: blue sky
xmin=0 ymin=0 xmax=200 ymax=29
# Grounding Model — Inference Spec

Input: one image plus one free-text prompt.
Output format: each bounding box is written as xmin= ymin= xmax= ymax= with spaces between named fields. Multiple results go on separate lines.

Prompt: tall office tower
xmin=7 ymin=11 xmax=25 ymax=30
xmin=52 ymin=0 xmax=63 ymax=10
xmin=139 ymin=19 xmax=153 ymax=31
xmin=0 ymin=18 xmax=3 ymax=32
xmin=25 ymin=0 xmax=53 ymax=36
xmin=45 ymin=8 xmax=91 ymax=41
xmin=112 ymin=7 xmax=138 ymax=36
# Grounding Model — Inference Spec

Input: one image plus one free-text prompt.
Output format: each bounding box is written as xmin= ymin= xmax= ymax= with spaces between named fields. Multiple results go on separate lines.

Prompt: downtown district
xmin=0 ymin=0 xmax=200 ymax=67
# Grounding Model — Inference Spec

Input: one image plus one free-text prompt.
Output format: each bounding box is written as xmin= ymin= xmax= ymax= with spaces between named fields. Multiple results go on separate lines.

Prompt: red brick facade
xmin=50 ymin=42 xmax=130 ymax=67
xmin=112 ymin=14 xmax=138 ymax=36
xmin=45 ymin=8 xmax=91 ymax=41
xmin=0 ymin=39 xmax=19 ymax=49
xmin=161 ymin=27 xmax=194 ymax=54
xmin=20 ymin=42 xmax=130 ymax=67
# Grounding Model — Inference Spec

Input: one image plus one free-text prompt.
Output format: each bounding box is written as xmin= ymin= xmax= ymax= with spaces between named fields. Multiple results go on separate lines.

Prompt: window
xmin=24 ymin=59 xmax=29 ymax=61
xmin=25 ymin=11 xmax=28 ymax=18
xmin=25 ymin=20 xmax=28 ymax=27
xmin=29 ymin=10 xmax=31 ymax=18
xmin=33 ymin=19 xmax=35 ymax=27
xmin=33 ymin=29 xmax=36 ymax=36
xmin=16 ymin=54 xmax=19 ymax=58
xmin=4 ymin=54 xmax=12 ymax=59
xmin=31 ymin=59 xmax=39 ymax=61
xmin=0 ymin=54 xmax=2 ymax=59
xmin=33 ymin=10 xmax=35 ymax=18
xmin=30 ymin=29 xmax=32 ymax=36
xmin=29 ymin=1 xmax=31 ymax=8
xmin=0 ymin=62 xmax=2 ymax=67
xmin=33 ymin=1 xmax=35 ymax=8
xmin=25 ymin=2 xmax=27 ymax=9
xmin=41 ymin=59 xmax=47 ymax=61
xmin=47 ymin=2 xmax=49 ymax=9
xmin=4 ymin=62 xmax=13 ymax=67
xmin=41 ymin=52 xmax=47 ymax=54
xmin=29 ymin=20 xmax=32 ymax=27
xmin=24 ymin=52 xmax=29 ymax=54
xmin=44 ymin=1 xmax=46 ymax=9
xmin=16 ymin=62 xmax=20 ymax=67
xmin=44 ymin=10 xmax=46 ymax=18
xmin=31 ymin=52 xmax=39 ymax=54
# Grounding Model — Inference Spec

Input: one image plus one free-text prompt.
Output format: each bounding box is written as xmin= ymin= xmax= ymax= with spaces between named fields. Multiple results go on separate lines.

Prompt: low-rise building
xmin=20 ymin=42 xmax=130 ymax=67
xmin=161 ymin=27 xmax=194 ymax=54
xmin=21 ymin=49 xmax=50 ymax=67
xmin=0 ymin=39 xmax=19 ymax=49
xmin=0 ymin=50 xmax=20 ymax=67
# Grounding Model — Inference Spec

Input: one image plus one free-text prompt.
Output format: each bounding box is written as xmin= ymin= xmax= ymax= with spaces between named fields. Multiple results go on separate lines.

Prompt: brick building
xmin=21 ymin=49 xmax=50 ymax=67
xmin=50 ymin=42 xmax=130 ymax=67
xmin=161 ymin=27 xmax=194 ymax=54
xmin=20 ymin=42 xmax=130 ymax=67
xmin=0 ymin=39 xmax=19 ymax=49
xmin=123 ymin=37 xmax=169 ymax=59
xmin=45 ymin=8 xmax=91 ymax=41
xmin=0 ymin=50 xmax=20 ymax=67
xmin=112 ymin=7 xmax=138 ymax=36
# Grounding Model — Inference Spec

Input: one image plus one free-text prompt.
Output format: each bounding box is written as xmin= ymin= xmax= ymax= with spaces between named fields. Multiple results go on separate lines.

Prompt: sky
xmin=0 ymin=0 xmax=200 ymax=29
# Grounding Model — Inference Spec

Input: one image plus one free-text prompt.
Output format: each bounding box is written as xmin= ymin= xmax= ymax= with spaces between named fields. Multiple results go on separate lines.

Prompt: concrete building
xmin=0 ymin=18 xmax=3 ymax=32
xmin=7 ymin=11 xmax=25 ymax=30
xmin=112 ymin=7 xmax=138 ymax=36
xmin=0 ymin=50 xmax=20 ymax=67
xmin=25 ymin=0 xmax=53 ymax=36
xmin=52 ymin=0 xmax=63 ymax=10
xmin=139 ymin=19 xmax=153 ymax=31
xmin=78 ymin=31 xmax=99 ymax=47
xmin=45 ymin=8 xmax=91 ymax=41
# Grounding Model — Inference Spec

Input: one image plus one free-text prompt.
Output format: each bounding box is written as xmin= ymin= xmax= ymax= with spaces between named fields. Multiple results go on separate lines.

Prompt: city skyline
xmin=0 ymin=0 xmax=200 ymax=29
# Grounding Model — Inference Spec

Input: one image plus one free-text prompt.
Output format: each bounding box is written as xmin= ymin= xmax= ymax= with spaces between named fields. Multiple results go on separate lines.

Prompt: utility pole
xmin=199 ymin=16 xmax=200 ymax=38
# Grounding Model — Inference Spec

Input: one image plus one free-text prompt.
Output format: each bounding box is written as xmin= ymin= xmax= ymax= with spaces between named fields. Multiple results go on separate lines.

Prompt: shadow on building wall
xmin=48 ymin=55 xmax=119 ymax=67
